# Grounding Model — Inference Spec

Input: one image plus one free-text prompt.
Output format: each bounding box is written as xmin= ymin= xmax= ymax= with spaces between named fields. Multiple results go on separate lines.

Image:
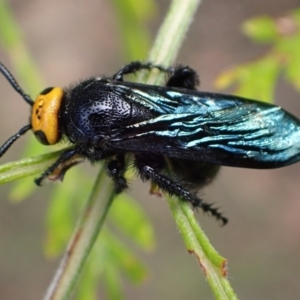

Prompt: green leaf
xmin=167 ymin=197 xmax=237 ymax=300
xmin=76 ymin=277 xmax=98 ymax=300
xmin=276 ymin=34 xmax=300 ymax=90
xmin=104 ymin=233 xmax=148 ymax=283
xmin=217 ymin=8 xmax=300 ymax=101
xmin=76 ymin=230 xmax=148 ymax=300
xmin=242 ymin=16 xmax=279 ymax=43
xmin=45 ymin=169 xmax=93 ymax=257
xmin=0 ymin=149 xmax=64 ymax=186
xmin=76 ymin=254 xmax=100 ymax=300
xmin=104 ymin=265 xmax=124 ymax=300
xmin=215 ymin=55 xmax=280 ymax=103
xmin=45 ymin=191 xmax=75 ymax=257
xmin=109 ymin=194 xmax=155 ymax=250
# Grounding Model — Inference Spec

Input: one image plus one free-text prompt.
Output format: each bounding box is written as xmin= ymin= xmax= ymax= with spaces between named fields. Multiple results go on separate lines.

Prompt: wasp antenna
xmin=0 ymin=62 xmax=34 ymax=106
xmin=0 ymin=124 xmax=31 ymax=158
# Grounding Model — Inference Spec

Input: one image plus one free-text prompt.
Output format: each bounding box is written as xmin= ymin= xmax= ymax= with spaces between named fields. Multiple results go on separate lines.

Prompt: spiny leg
xmin=106 ymin=155 xmax=128 ymax=193
xmin=112 ymin=61 xmax=171 ymax=81
xmin=46 ymin=154 xmax=84 ymax=182
xmin=134 ymin=157 xmax=227 ymax=225
xmin=35 ymin=148 xmax=81 ymax=186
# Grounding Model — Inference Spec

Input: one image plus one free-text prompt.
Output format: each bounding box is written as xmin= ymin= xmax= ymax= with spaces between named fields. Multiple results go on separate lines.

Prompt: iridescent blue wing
xmin=110 ymin=88 xmax=300 ymax=168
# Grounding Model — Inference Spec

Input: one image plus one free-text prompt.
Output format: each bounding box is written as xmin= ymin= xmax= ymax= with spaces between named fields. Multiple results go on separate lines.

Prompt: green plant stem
xmin=44 ymin=168 xmax=115 ymax=300
xmin=149 ymin=0 xmax=200 ymax=63
xmin=146 ymin=0 xmax=201 ymax=84
xmin=169 ymin=197 xmax=238 ymax=300
xmin=0 ymin=149 xmax=69 ymax=185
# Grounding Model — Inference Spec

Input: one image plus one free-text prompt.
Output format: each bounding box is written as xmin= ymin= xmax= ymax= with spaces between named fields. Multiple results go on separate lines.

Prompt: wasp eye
xmin=40 ymin=87 xmax=54 ymax=95
xmin=34 ymin=130 xmax=50 ymax=145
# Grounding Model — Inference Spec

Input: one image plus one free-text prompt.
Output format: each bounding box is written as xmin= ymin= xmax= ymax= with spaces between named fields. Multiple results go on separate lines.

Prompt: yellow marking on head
xmin=31 ymin=87 xmax=64 ymax=145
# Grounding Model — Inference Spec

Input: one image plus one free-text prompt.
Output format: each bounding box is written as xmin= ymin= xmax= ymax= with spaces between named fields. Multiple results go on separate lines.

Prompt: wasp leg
xmin=35 ymin=148 xmax=81 ymax=186
xmin=166 ymin=65 xmax=199 ymax=90
xmin=112 ymin=61 xmax=170 ymax=81
xmin=47 ymin=154 xmax=84 ymax=182
xmin=134 ymin=157 xmax=227 ymax=225
xmin=106 ymin=155 xmax=128 ymax=193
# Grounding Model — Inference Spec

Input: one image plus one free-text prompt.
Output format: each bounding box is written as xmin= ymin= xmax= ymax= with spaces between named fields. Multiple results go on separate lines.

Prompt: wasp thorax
xmin=31 ymin=87 xmax=64 ymax=145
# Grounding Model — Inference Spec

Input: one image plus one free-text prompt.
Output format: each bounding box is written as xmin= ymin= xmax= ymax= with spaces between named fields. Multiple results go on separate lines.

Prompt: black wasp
xmin=1 ymin=61 xmax=300 ymax=225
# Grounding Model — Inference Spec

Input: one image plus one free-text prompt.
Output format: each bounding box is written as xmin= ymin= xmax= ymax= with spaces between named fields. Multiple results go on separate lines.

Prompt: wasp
xmin=1 ymin=61 xmax=300 ymax=224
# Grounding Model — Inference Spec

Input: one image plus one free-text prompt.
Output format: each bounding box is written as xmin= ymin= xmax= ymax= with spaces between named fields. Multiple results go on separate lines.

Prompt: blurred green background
xmin=1 ymin=0 xmax=300 ymax=299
